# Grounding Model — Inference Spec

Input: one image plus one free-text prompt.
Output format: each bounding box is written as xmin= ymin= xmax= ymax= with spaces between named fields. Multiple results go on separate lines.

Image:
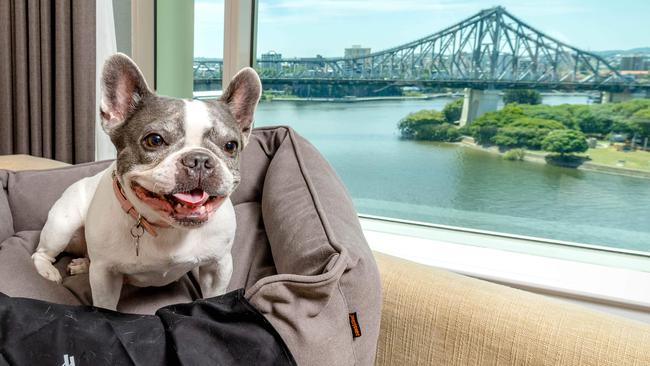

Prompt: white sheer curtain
xmin=95 ymin=0 xmax=118 ymax=161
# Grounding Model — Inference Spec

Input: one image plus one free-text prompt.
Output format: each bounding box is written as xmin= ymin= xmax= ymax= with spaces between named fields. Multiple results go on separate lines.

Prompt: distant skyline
xmin=194 ymin=0 xmax=650 ymax=59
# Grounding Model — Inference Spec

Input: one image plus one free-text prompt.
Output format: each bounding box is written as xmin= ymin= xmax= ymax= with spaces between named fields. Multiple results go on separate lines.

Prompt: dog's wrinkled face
xmin=99 ymin=53 xmax=261 ymax=227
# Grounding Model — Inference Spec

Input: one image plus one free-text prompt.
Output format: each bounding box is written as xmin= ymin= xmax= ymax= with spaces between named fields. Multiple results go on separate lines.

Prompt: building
xmin=619 ymin=55 xmax=646 ymax=71
xmin=344 ymin=45 xmax=371 ymax=59
xmin=344 ymin=45 xmax=371 ymax=74
xmin=259 ymin=51 xmax=283 ymax=73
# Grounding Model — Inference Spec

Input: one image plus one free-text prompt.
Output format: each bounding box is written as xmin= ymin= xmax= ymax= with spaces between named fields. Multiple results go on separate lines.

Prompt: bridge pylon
xmin=600 ymin=91 xmax=633 ymax=104
xmin=459 ymin=88 xmax=500 ymax=126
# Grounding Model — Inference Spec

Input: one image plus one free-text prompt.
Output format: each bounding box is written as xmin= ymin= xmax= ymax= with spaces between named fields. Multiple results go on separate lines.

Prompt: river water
xmin=254 ymin=96 xmax=650 ymax=253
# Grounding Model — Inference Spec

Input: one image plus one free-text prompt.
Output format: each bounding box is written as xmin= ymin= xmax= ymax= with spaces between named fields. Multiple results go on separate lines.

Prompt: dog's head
xmin=99 ymin=53 xmax=260 ymax=228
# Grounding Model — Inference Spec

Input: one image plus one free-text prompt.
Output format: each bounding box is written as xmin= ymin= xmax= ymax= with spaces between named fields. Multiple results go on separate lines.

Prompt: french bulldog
xmin=31 ymin=53 xmax=261 ymax=311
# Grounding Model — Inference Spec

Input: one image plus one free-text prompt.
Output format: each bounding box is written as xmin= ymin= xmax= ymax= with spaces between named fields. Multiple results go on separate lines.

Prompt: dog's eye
xmin=224 ymin=141 xmax=238 ymax=153
xmin=143 ymin=134 xmax=165 ymax=148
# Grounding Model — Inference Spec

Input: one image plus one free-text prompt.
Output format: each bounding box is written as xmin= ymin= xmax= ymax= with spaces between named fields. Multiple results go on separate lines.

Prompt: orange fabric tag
xmin=349 ymin=313 xmax=362 ymax=338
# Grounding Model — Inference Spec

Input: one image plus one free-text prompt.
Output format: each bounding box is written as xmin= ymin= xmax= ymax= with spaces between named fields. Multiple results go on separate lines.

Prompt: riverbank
xmin=266 ymin=91 xmax=590 ymax=103
xmin=269 ymin=93 xmax=463 ymax=103
xmin=459 ymin=138 xmax=650 ymax=179
xmin=255 ymin=96 xmax=650 ymax=250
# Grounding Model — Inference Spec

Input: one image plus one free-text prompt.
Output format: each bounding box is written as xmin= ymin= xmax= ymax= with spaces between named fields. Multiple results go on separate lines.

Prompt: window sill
xmin=360 ymin=216 xmax=650 ymax=321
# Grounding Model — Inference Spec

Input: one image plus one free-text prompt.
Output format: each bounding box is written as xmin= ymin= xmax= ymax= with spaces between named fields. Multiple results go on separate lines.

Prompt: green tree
xmin=469 ymin=104 xmax=525 ymax=144
xmin=442 ymin=98 xmax=464 ymax=123
xmin=471 ymin=104 xmax=525 ymax=128
xmin=473 ymin=126 xmax=499 ymax=145
xmin=503 ymin=148 xmax=526 ymax=161
xmin=397 ymin=109 xmax=462 ymax=142
xmin=486 ymin=117 xmax=564 ymax=150
xmin=520 ymin=104 xmax=576 ymax=129
xmin=611 ymin=99 xmax=650 ymax=117
xmin=542 ymin=130 xmax=588 ymax=156
xmin=492 ymin=126 xmax=553 ymax=150
xmin=632 ymin=108 xmax=650 ymax=149
xmin=415 ymin=124 xmax=462 ymax=142
xmin=632 ymin=109 xmax=650 ymax=136
xmin=397 ymin=110 xmax=446 ymax=139
xmin=574 ymin=107 xmax=615 ymax=135
xmin=610 ymin=118 xmax=640 ymax=136
xmin=491 ymin=128 xmax=521 ymax=148
xmin=503 ymin=89 xmax=542 ymax=105
xmin=509 ymin=117 xmax=566 ymax=130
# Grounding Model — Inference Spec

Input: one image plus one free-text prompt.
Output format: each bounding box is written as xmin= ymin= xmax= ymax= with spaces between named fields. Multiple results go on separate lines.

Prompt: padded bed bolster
xmin=0 ymin=171 xmax=13 ymax=243
xmin=6 ymin=161 xmax=112 ymax=232
xmin=239 ymin=127 xmax=381 ymax=366
xmin=0 ymin=127 xmax=382 ymax=366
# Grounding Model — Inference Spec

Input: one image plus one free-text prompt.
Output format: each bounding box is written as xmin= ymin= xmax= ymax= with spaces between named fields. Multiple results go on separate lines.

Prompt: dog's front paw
xmin=67 ymin=258 xmax=90 ymax=275
xmin=32 ymin=252 xmax=62 ymax=284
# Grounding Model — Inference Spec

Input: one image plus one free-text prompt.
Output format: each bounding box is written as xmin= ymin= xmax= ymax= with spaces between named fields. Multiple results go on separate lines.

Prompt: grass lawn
xmin=586 ymin=147 xmax=650 ymax=172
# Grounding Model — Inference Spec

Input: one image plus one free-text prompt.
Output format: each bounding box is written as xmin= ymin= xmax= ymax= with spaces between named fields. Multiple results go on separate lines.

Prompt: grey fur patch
xmin=173 ymin=100 xmax=242 ymax=194
xmin=112 ymin=95 xmax=186 ymax=177
xmin=100 ymin=53 xmax=152 ymax=131
xmin=101 ymin=54 xmax=261 ymax=201
xmin=219 ymin=67 xmax=262 ymax=144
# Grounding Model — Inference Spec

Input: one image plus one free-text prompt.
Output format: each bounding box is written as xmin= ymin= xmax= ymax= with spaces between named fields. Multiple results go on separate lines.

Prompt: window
xmin=113 ymin=0 xmax=132 ymax=56
xmin=193 ymin=0 xmax=225 ymax=98
xmin=252 ymin=0 xmax=650 ymax=256
xmin=152 ymin=0 xmax=225 ymax=99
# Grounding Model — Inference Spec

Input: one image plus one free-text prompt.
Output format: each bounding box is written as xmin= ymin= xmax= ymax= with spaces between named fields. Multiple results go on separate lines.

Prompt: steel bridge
xmin=194 ymin=7 xmax=645 ymax=92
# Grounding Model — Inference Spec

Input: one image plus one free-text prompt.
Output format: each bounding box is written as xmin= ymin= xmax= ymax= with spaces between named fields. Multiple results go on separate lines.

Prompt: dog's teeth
xmin=199 ymin=206 xmax=206 ymax=213
xmin=176 ymin=203 xmax=182 ymax=209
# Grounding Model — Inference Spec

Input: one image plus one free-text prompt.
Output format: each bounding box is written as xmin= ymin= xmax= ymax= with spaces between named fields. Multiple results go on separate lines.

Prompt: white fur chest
xmin=84 ymin=168 xmax=236 ymax=288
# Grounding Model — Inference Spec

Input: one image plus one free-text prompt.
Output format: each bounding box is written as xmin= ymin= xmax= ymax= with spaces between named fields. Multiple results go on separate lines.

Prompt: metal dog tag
xmin=130 ymin=216 xmax=145 ymax=256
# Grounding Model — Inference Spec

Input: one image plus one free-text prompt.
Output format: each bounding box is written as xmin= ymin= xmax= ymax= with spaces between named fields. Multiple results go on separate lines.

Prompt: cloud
xmin=505 ymin=1 xmax=584 ymax=17
xmin=264 ymin=0 xmax=466 ymax=12
xmin=259 ymin=0 xmax=474 ymax=24
xmin=545 ymin=30 xmax=572 ymax=45
xmin=194 ymin=1 xmax=225 ymax=58
xmin=194 ymin=1 xmax=224 ymax=23
xmin=260 ymin=0 xmax=583 ymax=17
xmin=257 ymin=0 xmax=586 ymax=27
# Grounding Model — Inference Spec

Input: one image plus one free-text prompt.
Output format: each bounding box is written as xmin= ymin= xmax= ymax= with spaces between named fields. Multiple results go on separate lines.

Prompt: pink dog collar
xmin=112 ymin=172 xmax=169 ymax=237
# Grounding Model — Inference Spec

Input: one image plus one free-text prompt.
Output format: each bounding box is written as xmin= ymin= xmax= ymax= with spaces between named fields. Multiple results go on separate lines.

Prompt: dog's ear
xmin=220 ymin=67 xmax=261 ymax=146
xmin=100 ymin=53 xmax=152 ymax=133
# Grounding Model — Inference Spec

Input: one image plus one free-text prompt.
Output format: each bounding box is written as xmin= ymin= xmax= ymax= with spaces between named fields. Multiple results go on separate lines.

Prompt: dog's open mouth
xmin=131 ymin=182 xmax=225 ymax=224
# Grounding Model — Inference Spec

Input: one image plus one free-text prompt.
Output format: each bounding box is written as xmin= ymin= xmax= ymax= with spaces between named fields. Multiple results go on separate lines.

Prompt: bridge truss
xmin=194 ymin=7 xmax=641 ymax=91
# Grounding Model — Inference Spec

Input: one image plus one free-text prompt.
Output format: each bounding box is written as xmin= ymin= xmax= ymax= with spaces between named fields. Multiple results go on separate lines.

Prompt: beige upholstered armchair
xmin=374 ymin=252 xmax=650 ymax=365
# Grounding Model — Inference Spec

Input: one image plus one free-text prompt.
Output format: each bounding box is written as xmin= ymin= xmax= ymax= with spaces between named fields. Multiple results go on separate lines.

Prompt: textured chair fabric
xmin=374 ymin=252 xmax=650 ymax=366
xmin=0 ymin=127 xmax=382 ymax=366
xmin=0 ymin=154 xmax=69 ymax=171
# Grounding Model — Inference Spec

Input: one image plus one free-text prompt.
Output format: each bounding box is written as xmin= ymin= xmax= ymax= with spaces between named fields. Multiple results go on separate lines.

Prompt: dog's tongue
xmin=172 ymin=189 xmax=209 ymax=207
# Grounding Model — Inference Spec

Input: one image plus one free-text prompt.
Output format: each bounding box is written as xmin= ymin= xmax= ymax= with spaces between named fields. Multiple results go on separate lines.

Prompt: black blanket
xmin=0 ymin=289 xmax=295 ymax=366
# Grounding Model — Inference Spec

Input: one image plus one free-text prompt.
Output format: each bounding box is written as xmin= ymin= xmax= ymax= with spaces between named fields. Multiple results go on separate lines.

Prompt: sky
xmin=194 ymin=0 xmax=650 ymax=59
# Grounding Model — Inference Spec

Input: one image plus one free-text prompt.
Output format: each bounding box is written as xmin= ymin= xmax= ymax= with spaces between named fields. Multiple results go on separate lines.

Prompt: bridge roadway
xmin=194 ymin=77 xmax=647 ymax=92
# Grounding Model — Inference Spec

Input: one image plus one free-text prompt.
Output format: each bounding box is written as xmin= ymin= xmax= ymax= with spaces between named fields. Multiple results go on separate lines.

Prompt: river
xmin=254 ymin=95 xmax=650 ymax=253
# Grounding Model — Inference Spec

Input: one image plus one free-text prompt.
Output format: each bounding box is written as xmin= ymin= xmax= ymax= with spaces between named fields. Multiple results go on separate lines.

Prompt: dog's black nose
xmin=181 ymin=152 xmax=215 ymax=171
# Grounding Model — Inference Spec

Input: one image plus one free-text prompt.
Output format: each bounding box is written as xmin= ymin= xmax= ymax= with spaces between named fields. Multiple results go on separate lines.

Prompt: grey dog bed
xmin=0 ymin=126 xmax=381 ymax=365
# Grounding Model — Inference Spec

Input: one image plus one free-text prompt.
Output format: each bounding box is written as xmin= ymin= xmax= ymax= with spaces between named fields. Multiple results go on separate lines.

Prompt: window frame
xmin=362 ymin=216 xmax=650 ymax=320
xmin=207 ymin=0 xmax=650 ymax=320
xmin=131 ymin=0 xmax=156 ymax=89
xmin=238 ymin=0 xmax=650 ymax=323
xmin=222 ymin=0 xmax=256 ymax=90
